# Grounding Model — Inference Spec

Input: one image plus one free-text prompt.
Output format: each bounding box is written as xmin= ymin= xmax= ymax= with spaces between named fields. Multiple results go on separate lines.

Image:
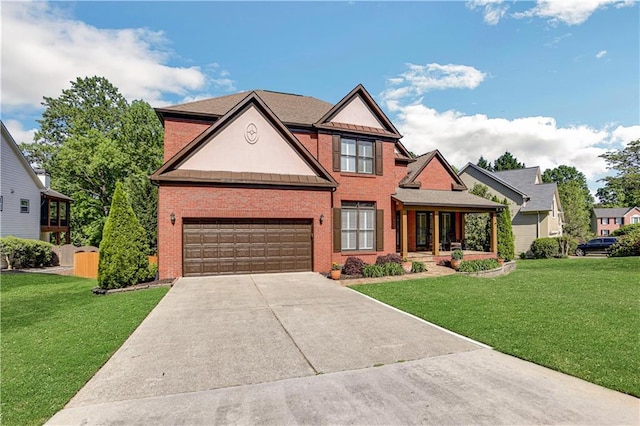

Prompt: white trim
xmin=349 ymin=288 xmax=492 ymax=349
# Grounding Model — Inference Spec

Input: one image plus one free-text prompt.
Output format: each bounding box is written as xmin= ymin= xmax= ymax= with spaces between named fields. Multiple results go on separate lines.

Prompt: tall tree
xmin=542 ymin=165 xmax=593 ymax=239
xmin=22 ymin=76 xmax=163 ymax=248
xmin=493 ymin=151 xmax=525 ymax=171
xmin=596 ymin=139 xmax=640 ymax=207
xmin=476 ymin=156 xmax=493 ymax=171
xmin=496 ymin=197 xmax=515 ymax=261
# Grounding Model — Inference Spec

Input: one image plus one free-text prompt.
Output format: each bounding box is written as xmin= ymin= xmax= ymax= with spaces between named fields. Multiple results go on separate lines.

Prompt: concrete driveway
xmin=48 ymin=272 xmax=638 ymax=425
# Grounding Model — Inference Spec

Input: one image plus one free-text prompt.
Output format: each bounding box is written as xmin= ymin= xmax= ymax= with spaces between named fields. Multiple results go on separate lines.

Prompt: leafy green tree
xmin=464 ymin=184 xmax=492 ymax=251
xmin=22 ymin=76 xmax=163 ymax=248
xmin=98 ymin=182 xmax=150 ymax=289
xmin=493 ymin=151 xmax=525 ymax=171
xmin=496 ymin=197 xmax=515 ymax=261
xmin=596 ymin=139 xmax=640 ymax=207
xmin=476 ymin=156 xmax=493 ymax=171
xmin=542 ymin=165 xmax=593 ymax=240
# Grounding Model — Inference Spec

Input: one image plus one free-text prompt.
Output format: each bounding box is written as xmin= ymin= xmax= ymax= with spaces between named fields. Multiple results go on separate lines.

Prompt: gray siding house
xmin=458 ymin=164 xmax=563 ymax=254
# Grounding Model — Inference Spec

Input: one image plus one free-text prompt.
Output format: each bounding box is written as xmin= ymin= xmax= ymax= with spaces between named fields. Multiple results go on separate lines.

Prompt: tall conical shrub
xmin=497 ymin=197 xmax=515 ymax=261
xmin=98 ymin=182 xmax=150 ymax=289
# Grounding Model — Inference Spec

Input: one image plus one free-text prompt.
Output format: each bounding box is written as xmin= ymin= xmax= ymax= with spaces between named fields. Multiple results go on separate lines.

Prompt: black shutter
xmin=333 ymin=208 xmax=341 ymax=252
xmin=376 ymin=209 xmax=384 ymax=251
xmin=375 ymin=141 xmax=383 ymax=176
xmin=332 ymin=135 xmax=341 ymax=172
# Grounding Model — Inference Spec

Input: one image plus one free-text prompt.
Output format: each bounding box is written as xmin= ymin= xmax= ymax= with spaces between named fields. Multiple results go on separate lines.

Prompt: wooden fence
xmin=73 ymin=252 xmax=158 ymax=279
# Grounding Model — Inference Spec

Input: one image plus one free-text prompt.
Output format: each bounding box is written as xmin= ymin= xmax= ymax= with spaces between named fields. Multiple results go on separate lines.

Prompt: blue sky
xmin=2 ymin=1 xmax=639 ymax=196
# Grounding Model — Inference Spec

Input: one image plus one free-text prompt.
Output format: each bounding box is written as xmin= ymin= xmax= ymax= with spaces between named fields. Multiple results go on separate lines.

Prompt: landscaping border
xmin=457 ymin=260 xmax=516 ymax=278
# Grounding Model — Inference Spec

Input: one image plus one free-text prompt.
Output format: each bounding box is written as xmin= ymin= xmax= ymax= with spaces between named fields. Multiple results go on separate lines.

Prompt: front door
xmin=416 ymin=212 xmax=432 ymax=251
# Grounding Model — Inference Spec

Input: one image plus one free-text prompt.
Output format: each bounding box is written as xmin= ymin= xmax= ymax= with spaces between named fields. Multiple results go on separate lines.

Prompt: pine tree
xmin=98 ymin=182 xmax=150 ymax=289
xmin=477 ymin=156 xmax=493 ymax=171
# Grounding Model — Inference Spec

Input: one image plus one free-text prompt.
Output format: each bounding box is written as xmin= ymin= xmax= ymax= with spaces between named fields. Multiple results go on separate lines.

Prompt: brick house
xmin=151 ymin=85 xmax=503 ymax=278
xmin=591 ymin=207 xmax=640 ymax=236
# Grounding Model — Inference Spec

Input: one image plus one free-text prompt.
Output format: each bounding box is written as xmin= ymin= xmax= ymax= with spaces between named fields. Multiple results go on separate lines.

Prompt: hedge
xmin=608 ymin=229 xmax=640 ymax=257
xmin=530 ymin=237 xmax=560 ymax=259
xmin=457 ymin=258 xmax=500 ymax=272
xmin=0 ymin=236 xmax=54 ymax=269
xmin=612 ymin=223 xmax=640 ymax=237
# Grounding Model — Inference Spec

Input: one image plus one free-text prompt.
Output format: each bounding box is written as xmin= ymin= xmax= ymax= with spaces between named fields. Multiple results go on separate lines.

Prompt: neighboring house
xmin=0 ymin=121 xmax=72 ymax=244
xmin=458 ymin=164 xmax=563 ymax=255
xmin=152 ymin=85 xmax=503 ymax=279
xmin=591 ymin=207 xmax=640 ymax=236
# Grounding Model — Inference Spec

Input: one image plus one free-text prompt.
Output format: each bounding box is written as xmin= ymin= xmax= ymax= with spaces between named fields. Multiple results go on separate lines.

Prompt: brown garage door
xmin=183 ymin=219 xmax=313 ymax=277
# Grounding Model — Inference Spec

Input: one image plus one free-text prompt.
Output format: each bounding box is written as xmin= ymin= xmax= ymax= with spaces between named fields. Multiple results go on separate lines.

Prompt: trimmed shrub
xmin=451 ymin=249 xmax=464 ymax=260
xmin=530 ymin=237 xmax=559 ymax=259
xmin=375 ymin=253 xmax=402 ymax=265
xmin=362 ymin=264 xmax=385 ymax=278
xmin=608 ymin=229 xmax=640 ymax=257
xmin=458 ymin=258 xmax=500 ymax=272
xmin=411 ymin=261 xmax=427 ymax=273
xmin=342 ymin=256 xmax=366 ymax=275
xmin=612 ymin=223 xmax=640 ymax=237
xmin=383 ymin=262 xmax=405 ymax=276
xmin=0 ymin=236 xmax=54 ymax=269
xmin=98 ymin=182 xmax=150 ymax=289
xmin=497 ymin=197 xmax=515 ymax=261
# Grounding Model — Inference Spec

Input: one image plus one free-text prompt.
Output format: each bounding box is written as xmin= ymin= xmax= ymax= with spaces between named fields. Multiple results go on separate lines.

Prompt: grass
xmin=1 ymin=273 xmax=169 ymax=426
xmin=352 ymin=257 xmax=640 ymax=397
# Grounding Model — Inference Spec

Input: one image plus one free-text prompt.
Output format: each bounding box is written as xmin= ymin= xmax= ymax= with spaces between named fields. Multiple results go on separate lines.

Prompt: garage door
xmin=183 ymin=219 xmax=313 ymax=276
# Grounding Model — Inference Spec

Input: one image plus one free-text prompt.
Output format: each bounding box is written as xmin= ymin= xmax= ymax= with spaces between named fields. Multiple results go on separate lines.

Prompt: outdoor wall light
xmin=319 ymin=214 xmax=324 ymax=225
xmin=170 ymin=212 xmax=176 ymax=225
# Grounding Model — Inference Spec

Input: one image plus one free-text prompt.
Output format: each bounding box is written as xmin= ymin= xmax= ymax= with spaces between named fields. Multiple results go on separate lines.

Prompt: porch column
xmin=433 ymin=210 xmax=440 ymax=256
xmin=460 ymin=213 xmax=466 ymax=244
xmin=401 ymin=209 xmax=408 ymax=259
xmin=490 ymin=212 xmax=498 ymax=254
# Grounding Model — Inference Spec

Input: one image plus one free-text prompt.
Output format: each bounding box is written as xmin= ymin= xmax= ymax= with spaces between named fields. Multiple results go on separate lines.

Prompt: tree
xmin=464 ymin=184 xmax=492 ymax=251
xmin=493 ymin=151 xmax=525 ymax=171
xmin=596 ymin=139 xmax=640 ymax=207
xmin=542 ymin=165 xmax=593 ymax=240
xmin=496 ymin=197 xmax=515 ymax=261
xmin=22 ymin=76 xmax=163 ymax=248
xmin=476 ymin=156 xmax=493 ymax=171
xmin=98 ymin=182 xmax=150 ymax=289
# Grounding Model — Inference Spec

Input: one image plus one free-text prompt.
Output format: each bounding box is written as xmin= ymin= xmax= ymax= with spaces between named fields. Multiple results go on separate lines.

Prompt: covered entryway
xmin=183 ymin=219 xmax=312 ymax=276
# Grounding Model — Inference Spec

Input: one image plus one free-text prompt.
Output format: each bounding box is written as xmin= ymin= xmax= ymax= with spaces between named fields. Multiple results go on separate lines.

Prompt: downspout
xmin=537 ymin=212 xmax=540 ymax=238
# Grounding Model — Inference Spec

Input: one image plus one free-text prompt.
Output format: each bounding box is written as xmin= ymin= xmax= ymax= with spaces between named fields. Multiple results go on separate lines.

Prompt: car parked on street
xmin=575 ymin=237 xmax=618 ymax=256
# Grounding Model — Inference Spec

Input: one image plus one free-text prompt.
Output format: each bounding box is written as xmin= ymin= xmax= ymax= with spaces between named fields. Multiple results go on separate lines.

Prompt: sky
xmin=2 ymin=0 xmax=639 ymax=197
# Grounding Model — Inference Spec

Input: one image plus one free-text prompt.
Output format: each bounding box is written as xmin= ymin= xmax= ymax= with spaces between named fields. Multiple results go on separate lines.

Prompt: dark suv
xmin=575 ymin=237 xmax=618 ymax=256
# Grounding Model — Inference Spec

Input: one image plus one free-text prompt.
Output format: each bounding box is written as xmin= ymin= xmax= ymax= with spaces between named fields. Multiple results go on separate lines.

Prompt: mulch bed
xmin=92 ymin=278 xmax=176 ymax=295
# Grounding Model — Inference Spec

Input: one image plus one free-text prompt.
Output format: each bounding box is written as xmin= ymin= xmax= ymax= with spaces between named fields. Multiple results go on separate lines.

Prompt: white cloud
xmin=3 ymin=119 xmax=37 ymax=145
xmin=544 ymin=33 xmax=572 ymax=48
xmin=382 ymin=63 xmax=486 ymax=103
xmin=386 ymin=101 xmax=639 ymax=188
xmin=595 ymin=50 xmax=608 ymax=59
xmin=466 ymin=0 xmax=509 ymax=25
xmin=513 ymin=0 xmax=635 ymax=26
xmin=1 ymin=2 xmax=235 ymax=111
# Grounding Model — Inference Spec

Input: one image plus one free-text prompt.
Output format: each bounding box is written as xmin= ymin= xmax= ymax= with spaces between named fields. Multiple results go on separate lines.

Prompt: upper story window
xmin=20 ymin=199 xmax=29 ymax=214
xmin=341 ymin=138 xmax=373 ymax=174
xmin=333 ymin=135 xmax=382 ymax=176
xmin=601 ymin=217 xmax=609 ymax=225
xmin=614 ymin=217 xmax=622 ymax=225
xmin=632 ymin=216 xmax=640 ymax=224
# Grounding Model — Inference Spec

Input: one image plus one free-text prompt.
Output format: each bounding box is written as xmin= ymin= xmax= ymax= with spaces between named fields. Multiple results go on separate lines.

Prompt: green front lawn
xmin=353 ymin=257 xmax=640 ymax=397
xmin=1 ymin=273 xmax=169 ymax=426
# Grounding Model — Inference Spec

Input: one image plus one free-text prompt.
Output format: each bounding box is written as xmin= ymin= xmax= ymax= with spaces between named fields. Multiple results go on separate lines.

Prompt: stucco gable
xmin=151 ymin=93 xmax=337 ymax=188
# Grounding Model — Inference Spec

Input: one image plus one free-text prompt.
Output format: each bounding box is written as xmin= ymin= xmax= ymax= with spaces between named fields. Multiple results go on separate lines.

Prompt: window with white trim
xmin=614 ymin=217 xmax=622 ymax=225
xmin=631 ymin=216 xmax=640 ymax=224
xmin=20 ymin=199 xmax=29 ymax=213
xmin=601 ymin=229 xmax=610 ymax=236
xmin=341 ymin=202 xmax=375 ymax=251
xmin=601 ymin=217 xmax=609 ymax=225
xmin=341 ymin=138 xmax=373 ymax=174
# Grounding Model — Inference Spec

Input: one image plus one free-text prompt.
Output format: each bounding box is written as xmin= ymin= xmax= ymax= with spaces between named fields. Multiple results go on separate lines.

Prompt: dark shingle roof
xmin=158 ymin=90 xmax=333 ymax=126
xmin=492 ymin=167 xmax=559 ymax=213
xmin=593 ymin=207 xmax=633 ymax=218
xmin=392 ymin=188 xmax=503 ymax=210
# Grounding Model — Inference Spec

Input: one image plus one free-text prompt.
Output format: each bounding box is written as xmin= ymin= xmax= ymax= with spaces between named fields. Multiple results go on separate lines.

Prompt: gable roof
xmin=392 ymin=188 xmax=504 ymax=211
xmin=157 ymin=90 xmax=333 ymax=127
xmin=520 ymin=183 xmax=558 ymax=212
xmin=493 ymin=167 xmax=541 ymax=189
xmin=151 ymin=92 xmax=338 ymax=189
xmin=399 ymin=150 xmax=467 ymax=190
xmin=592 ymin=207 xmax=637 ymax=218
xmin=1 ymin=121 xmax=45 ymax=191
xmin=314 ymin=84 xmax=401 ymax=139
xmin=458 ymin=163 xmax=528 ymax=198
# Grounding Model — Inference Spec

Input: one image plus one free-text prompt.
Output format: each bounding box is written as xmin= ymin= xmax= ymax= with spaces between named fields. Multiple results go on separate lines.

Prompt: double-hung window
xmin=20 ymin=199 xmax=29 ymax=213
xmin=601 ymin=217 xmax=609 ymax=225
xmin=341 ymin=202 xmax=375 ymax=251
xmin=341 ymin=138 xmax=374 ymax=174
